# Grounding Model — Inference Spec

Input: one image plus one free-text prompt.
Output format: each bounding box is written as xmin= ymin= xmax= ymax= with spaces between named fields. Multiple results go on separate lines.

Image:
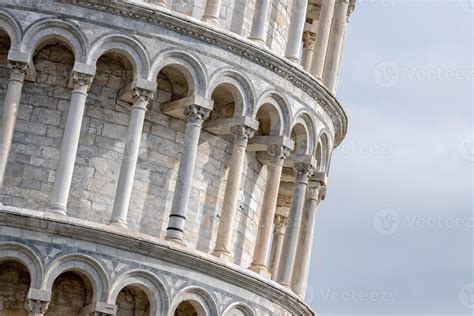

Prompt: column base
xmin=212 ymin=248 xmax=232 ymax=261
xmin=48 ymin=204 xmax=67 ymax=216
xmin=202 ymin=16 xmax=220 ymax=26
xmin=248 ymin=264 xmax=271 ymax=278
xmin=108 ymin=218 xmax=128 ymax=229
xmin=248 ymin=37 xmax=266 ymax=45
xmin=164 ymin=231 xmax=187 ymax=246
xmin=285 ymin=54 xmax=302 ymax=64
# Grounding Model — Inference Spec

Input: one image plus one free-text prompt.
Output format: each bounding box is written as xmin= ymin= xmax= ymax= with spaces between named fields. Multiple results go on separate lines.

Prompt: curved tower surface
xmin=0 ymin=0 xmax=355 ymax=315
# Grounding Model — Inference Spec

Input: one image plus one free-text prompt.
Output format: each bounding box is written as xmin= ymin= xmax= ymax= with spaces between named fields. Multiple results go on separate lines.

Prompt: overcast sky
xmin=306 ymin=1 xmax=473 ymax=315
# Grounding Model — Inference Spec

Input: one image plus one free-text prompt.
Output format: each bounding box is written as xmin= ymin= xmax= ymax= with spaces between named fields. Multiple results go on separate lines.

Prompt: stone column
xmin=109 ymin=89 xmax=153 ymax=228
xmin=268 ymin=213 xmax=288 ymax=280
xmin=0 ymin=61 xmax=28 ymax=193
xmin=284 ymin=0 xmax=309 ymax=62
xmin=25 ymin=299 xmax=49 ymax=316
xmin=248 ymin=0 xmax=271 ymax=44
xmin=49 ymin=72 xmax=94 ymax=215
xmin=291 ymin=183 xmax=323 ymax=297
xmin=310 ymin=0 xmax=336 ymax=79
xmin=213 ymin=125 xmax=255 ymax=260
xmin=165 ymin=105 xmax=211 ymax=242
xmin=249 ymin=144 xmax=291 ymax=276
xmin=276 ymin=162 xmax=315 ymax=287
xmin=202 ymin=0 xmax=222 ymax=25
xmin=301 ymin=31 xmax=317 ymax=71
xmin=323 ymin=0 xmax=349 ymax=92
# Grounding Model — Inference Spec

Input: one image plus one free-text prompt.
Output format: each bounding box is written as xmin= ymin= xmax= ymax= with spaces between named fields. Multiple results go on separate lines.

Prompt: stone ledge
xmin=0 ymin=205 xmax=315 ymax=315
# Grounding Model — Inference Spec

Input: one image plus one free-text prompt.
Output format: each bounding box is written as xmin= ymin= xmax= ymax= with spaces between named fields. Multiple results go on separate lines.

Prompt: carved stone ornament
xmin=25 ymin=299 xmax=49 ymax=315
xmin=233 ymin=125 xmax=256 ymax=146
xmin=267 ymin=144 xmax=292 ymax=163
xmin=294 ymin=162 xmax=315 ymax=182
xmin=302 ymin=31 xmax=317 ymax=49
xmin=72 ymin=71 xmax=94 ymax=89
xmin=7 ymin=61 xmax=28 ymax=81
xmin=185 ymin=104 xmax=211 ymax=125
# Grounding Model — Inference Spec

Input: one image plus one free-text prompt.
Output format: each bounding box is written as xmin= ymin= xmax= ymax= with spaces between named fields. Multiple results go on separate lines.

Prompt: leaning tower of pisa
xmin=0 ymin=0 xmax=355 ymax=315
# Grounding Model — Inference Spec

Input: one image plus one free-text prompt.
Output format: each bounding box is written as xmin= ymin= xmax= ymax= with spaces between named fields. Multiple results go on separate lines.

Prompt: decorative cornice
xmin=49 ymin=0 xmax=347 ymax=146
xmin=0 ymin=206 xmax=315 ymax=315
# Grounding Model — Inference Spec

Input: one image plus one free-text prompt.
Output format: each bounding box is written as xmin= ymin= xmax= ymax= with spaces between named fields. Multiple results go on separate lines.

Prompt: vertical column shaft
xmin=285 ymin=0 xmax=309 ymax=62
xmin=213 ymin=125 xmax=255 ymax=259
xmin=291 ymin=183 xmax=322 ymax=297
xmin=248 ymin=0 xmax=271 ymax=43
xmin=202 ymin=0 xmax=222 ymax=24
xmin=322 ymin=0 xmax=349 ymax=92
xmin=49 ymin=72 xmax=93 ymax=214
xmin=110 ymin=89 xmax=152 ymax=227
xmin=310 ymin=0 xmax=336 ymax=78
xmin=268 ymin=213 xmax=288 ymax=280
xmin=165 ymin=104 xmax=210 ymax=242
xmin=276 ymin=162 xmax=314 ymax=286
xmin=301 ymin=31 xmax=317 ymax=71
xmin=0 ymin=61 xmax=27 ymax=193
xmin=249 ymin=144 xmax=291 ymax=276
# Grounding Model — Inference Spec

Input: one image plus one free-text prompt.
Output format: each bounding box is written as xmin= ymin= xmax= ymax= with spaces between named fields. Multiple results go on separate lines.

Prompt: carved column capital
xmin=233 ymin=125 xmax=256 ymax=146
xmin=25 ymin=299 xmax=49 ymax=316
xmin=274 ymin=213 xmax=288 ymax=227
xmin=302 ymin=31 xmax=317 ymax=49
xmin=185 ymin=104 xmax=211 ymax=125
xmin=267 ymin=144 xmax=292 ymax=164
xmin=294 ymin=162 xmax=315 ymax=183
xmin=131 ymin=88 xmax=154 ymax=110
xmin=71 ymin=71 xmax=94 ymax=91
xmin=7 ymin=61 xmax=28 ymax=82
xmin=306 ymin=182 xmax=322 ymax=201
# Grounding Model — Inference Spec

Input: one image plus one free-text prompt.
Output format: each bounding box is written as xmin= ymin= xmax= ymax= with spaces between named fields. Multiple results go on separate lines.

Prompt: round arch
xmin=315 ymin=129 xmax=333 ymax=173
xmin=22 ymin=18 xmax=88 ymax=63
xmin=291 ymin=111 xmax=317 ymax=155
xmin=42 ymin=253 xmax=109 ymax=302
xmin=0 ymin=10 xmax=22 ymax=51
xmin=88 ymin=33 xmax=150 ymax=79
xmin=223 ymin=302 xmax=255 ymax=316
xmin=206 ymin=68 xmax=256 ymax=117
xmin=150 ymin=48 xmax=208 ymax=97
xmin=169 ymin=286 xmax=219 ymax=316
xmin=254 ymin=91 xmax=292 ymax=137
xmin=0 ymin=242 xmax=43 ymax=289
xmin=108 ymin=269 xmax=169 ymax=315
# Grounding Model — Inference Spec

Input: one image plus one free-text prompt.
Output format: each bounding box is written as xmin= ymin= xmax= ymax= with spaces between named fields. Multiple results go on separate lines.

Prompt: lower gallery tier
xmin=0 ymin=206 xmax=313 ymax=315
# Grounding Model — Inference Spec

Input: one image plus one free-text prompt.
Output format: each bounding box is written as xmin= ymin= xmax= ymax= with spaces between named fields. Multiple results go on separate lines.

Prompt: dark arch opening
xmin=156 ymin=64 xmax=191 ymax=103
xmin=45 ymin=271 xmax=93 ymax=315
xmin=0 ymin=260 xmax=31 ymax=315
xmin=116 ymin=285 xmax=151 ymax=316
xmin=174 ymin=300 xmax=199 ymax=316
